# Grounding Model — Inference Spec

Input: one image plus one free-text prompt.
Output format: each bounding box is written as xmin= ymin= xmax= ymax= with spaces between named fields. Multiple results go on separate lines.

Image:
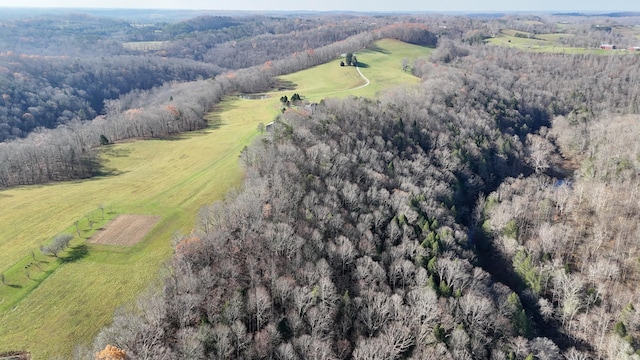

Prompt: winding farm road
xmin=352 ymin=63 xmax=371 ymax=90
xmin=324 ymin=60 xmax=371 ymax=97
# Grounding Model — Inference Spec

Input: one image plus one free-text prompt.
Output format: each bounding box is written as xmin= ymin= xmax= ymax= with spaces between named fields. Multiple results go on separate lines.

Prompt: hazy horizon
xmin=0 ymin=0 xmax=638 ymax=13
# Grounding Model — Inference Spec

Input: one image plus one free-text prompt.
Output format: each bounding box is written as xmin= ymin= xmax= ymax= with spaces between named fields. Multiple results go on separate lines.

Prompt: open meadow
xmin=0 ymin=38 xmax=431 ymax=358
xmin=486 ymin=29 xmax=611 ymax=54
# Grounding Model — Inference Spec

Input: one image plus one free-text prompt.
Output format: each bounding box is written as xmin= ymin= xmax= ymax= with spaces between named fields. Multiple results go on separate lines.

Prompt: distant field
xmin=521 ymin=20 xmax=544 ymax=25
xmin=486 ymin=29 xmax=609 ymax=54
xmin=536 ymin=33 xmax=574 ymax=42
xmin=0 ymin=38 xmax=430 ymax=359
xmin=489 ymin=26 xmax=640 ymax=54
xmin=122 ymin=41 xmax=168 ymax=51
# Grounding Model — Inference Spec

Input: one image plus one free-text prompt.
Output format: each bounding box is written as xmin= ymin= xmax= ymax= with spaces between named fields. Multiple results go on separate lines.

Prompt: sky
xmin=0 ymin=0 xmax=638 ymax=12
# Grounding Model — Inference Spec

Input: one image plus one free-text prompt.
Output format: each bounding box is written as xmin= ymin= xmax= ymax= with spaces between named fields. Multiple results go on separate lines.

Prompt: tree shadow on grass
xmin=87 ymin=154 xmax=127 ymax=179
xmin=62 ymin=244 xmax=89 ymax=263
xmin=208 ymin=117 xmax=223 ymax=130
xmin=365 ymin=44 xmax=391 ymax=54
xmin=201 ymin=116 xmax=223 ymax=131
xmin=101 ymin=146 xmax=132 ymax=158
xmin=275 ymin=79 xmax=297 ymax=91
xmin=151 ymin=133 xmax=195 ymax=141
xmin=355 ymin=62 xmax=371 ymax=68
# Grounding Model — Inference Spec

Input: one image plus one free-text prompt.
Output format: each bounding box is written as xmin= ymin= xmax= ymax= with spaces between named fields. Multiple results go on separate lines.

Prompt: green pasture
xmin=0 ymin=38 xmax=430 ymax=359
xmin=535 ymin=33 xmax=574 ymax=42
xmin=279 ymin=38 xmax=428 ymax=101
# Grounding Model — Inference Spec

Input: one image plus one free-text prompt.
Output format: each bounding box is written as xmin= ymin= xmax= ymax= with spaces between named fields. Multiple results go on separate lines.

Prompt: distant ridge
xmin=602 ymin=12 xmax=640 ymax=17
xmin=553 ymin=11 xmax=640 ymax=17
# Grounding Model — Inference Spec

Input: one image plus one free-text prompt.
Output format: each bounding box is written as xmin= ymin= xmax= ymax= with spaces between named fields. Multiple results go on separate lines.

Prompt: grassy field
xmin=267 ymin=38 xmax=428 ymax=103
xmin=486 ymin=29 xmax=611 ymax=54
xmin=0 ymin=38 xmax=430 ymax=359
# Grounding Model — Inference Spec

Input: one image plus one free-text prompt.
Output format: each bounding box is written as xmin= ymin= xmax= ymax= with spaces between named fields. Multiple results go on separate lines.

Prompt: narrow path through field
xmin=352 ymin=64 xmax=371 ymax=90
xmin=323 ymin=62 xmax=371 ymax=97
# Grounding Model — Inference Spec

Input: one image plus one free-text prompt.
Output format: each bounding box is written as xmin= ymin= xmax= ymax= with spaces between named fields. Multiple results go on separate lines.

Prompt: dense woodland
xmin=2 ymin=9 xmax=640 ymax=359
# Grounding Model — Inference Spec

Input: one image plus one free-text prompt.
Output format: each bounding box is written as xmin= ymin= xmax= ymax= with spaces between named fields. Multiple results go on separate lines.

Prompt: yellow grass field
xmin=0 ymin=38 xmax=431 ymax=359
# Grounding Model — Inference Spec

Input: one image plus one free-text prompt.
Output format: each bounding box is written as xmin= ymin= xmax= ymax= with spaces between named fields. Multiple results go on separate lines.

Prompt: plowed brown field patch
xmin=88 ymin=215 xmax=160 ymax=246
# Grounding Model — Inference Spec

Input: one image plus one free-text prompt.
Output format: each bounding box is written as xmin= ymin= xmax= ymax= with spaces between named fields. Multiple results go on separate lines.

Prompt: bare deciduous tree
xmin=40 ymin=233 xmax=73 ymax=258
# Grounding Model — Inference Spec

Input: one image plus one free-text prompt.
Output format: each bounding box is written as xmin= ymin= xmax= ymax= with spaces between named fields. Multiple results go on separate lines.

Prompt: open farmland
xmin=0 ymin=39 xmax=431 ymax=359
xmin=487 ymin=25 xmax=640 ymax=54
xmin=486 ymin=29 xmax=609 ymax=54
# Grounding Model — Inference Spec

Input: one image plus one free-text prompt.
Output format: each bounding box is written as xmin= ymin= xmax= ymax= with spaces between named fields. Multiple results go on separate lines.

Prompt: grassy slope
xmin=0 ymin=127 xmax=251 ymax=359
xmin=0 ymin=38 xmax=430 ymax=359
xmin=279 ymin=39 xmax=427 ymax=100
